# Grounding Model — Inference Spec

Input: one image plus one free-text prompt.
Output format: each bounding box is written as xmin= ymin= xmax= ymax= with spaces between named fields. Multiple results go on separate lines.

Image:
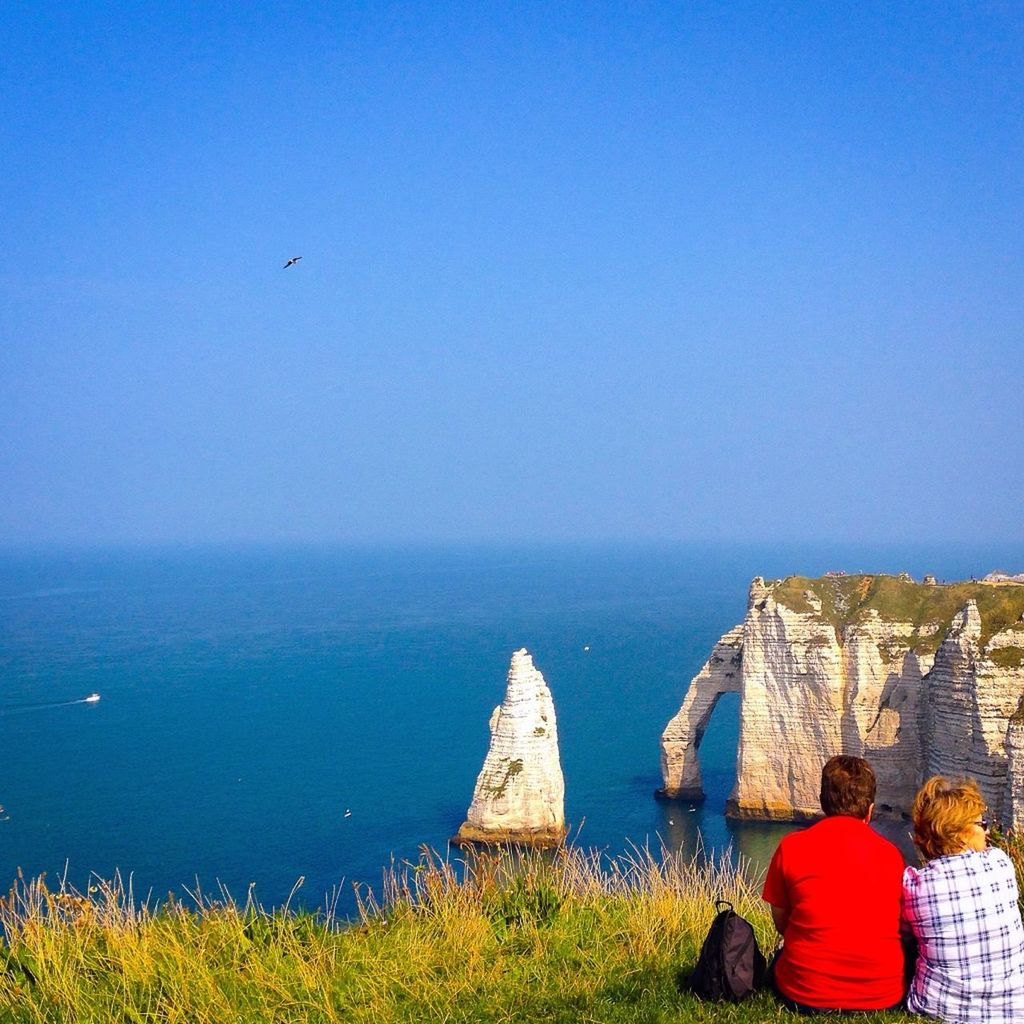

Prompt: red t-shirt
xmin=761 ymin=815 xmax=906 ymax=1010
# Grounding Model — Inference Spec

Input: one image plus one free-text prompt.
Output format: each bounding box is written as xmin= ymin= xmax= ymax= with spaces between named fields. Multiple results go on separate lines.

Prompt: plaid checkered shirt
xmin=903 ymin=847 xmax=1024 ymax=1023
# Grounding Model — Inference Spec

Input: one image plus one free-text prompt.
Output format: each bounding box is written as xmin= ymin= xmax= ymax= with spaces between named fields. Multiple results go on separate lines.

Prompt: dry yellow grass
xmin=0 ymin=846 xmax=913 ymax=1024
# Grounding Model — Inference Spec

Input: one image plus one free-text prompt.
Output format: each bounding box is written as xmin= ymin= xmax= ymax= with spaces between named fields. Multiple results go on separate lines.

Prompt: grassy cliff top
xmin=0 ymin=848 xmax=915 ymax=1024
xmin=770 ymin=573 xmax=1024 ymax=654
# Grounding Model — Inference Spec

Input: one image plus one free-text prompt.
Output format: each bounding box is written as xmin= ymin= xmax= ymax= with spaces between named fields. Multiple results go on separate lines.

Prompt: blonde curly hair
xmin=912 ymin=775 xmax=987 ymax=861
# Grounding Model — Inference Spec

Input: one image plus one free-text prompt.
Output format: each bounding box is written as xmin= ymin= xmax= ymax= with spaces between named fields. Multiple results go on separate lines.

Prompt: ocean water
xmin=1 ymin=541 xmax=1021 ymax=913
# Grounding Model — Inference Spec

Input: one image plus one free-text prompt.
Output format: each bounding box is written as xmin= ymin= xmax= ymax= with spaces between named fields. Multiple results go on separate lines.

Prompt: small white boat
xmin=84 ymin=693 xmax=101 ymax=703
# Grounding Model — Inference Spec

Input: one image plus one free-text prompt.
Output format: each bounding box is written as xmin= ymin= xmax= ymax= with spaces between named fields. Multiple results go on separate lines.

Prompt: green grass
xmin=0 ymin=847 xmax=917 ymax=1024
xmin=992 ymin=829 xmax=1024 ymax=917
xmin=772 ymin=574 xmax=1024 ymax=653
xmin=989 ymin=646 xmax=1024 ymax=670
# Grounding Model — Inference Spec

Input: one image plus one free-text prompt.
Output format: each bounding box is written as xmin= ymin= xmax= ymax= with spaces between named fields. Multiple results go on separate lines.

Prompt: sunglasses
xmin=976 ymin=816 xmax=990 ymax=831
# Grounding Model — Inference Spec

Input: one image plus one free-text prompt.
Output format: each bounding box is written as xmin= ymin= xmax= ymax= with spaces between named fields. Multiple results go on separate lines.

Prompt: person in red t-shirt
xmin=762 ymin=755 xmax=906 ymax=1014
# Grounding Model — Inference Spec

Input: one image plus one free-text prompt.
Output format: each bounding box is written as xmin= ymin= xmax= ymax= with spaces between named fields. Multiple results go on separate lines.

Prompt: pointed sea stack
xmin=453 ymin=649 xmax=567 ymax=848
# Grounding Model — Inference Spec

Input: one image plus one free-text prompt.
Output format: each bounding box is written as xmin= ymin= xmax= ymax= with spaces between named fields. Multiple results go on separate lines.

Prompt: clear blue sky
xmin=2 ymin=2 xmax=1021 ymax=545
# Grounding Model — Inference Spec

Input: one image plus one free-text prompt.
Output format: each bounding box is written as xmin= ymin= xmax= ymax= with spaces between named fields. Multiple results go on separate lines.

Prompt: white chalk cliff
xmin=455 ymin=649 xmax=567 ymax=846
xmin=660 ymin=626 xmax=743 ymax=801
xmin=661 ymin=575 xmax=1024 ymax=822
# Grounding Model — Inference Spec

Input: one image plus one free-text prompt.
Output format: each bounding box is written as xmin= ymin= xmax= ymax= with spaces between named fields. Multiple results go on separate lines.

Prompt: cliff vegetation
xmin=772 ymin=574 xmax=1024 ymax=653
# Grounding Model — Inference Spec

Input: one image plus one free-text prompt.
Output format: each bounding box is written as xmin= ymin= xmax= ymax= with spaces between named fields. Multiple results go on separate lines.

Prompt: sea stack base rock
xmin=454 ymin=649 xmax=567 ymax=848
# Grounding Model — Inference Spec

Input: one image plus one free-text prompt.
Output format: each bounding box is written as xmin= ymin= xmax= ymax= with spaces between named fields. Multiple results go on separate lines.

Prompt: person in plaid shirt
xmin=903 ymin=776 xmax=1024 ymax=1023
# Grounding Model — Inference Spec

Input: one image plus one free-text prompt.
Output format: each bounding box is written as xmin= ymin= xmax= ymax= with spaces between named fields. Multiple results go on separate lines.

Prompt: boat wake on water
xmin=0 ymin=693 xmax=101 ymax=715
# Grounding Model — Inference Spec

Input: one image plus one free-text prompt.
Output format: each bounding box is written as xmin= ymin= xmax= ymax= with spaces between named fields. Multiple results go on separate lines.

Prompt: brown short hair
xmin=819 ymin=756 xmax=876 ymax=818
xmin=912 ymin=776 xmax=986 ymax=861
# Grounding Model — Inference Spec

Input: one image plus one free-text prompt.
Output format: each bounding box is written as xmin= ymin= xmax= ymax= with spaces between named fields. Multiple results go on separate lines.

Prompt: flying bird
xmin=283 ymin=256 xmax=303 ymax=269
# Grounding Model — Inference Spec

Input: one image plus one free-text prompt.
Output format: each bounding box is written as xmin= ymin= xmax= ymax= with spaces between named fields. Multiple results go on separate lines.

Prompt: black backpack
xmin=687 ymin=899 xmax=767 ymax=1002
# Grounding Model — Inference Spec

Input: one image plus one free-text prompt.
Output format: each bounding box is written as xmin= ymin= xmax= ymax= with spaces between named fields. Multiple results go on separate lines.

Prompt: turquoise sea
xmin=2 ymin=542 xmax=1021 ymax=913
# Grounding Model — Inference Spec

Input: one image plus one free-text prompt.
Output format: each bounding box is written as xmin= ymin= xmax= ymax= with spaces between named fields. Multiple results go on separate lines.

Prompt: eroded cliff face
xmin=924 ymin=603 xmax=1024 ymax=807
xmin=661 ymin=574 xmax=1024 ymax=823
xmin=660 ymin=626 xmax=742 ymax=800
xmin=455 ymin=649 xmax=567 ymax=847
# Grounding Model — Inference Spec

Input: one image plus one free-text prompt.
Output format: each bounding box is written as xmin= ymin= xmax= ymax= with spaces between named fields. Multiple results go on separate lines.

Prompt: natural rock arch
xmin=659 ymin=626 xmax=742 ymax=800
xmin=660 ymin=575 xmax=1024 ymax=823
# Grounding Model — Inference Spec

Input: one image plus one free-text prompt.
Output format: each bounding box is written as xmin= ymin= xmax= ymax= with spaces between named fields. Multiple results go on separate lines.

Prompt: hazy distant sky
xmin=2 ymin=2 xmax=1021 ymax=545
